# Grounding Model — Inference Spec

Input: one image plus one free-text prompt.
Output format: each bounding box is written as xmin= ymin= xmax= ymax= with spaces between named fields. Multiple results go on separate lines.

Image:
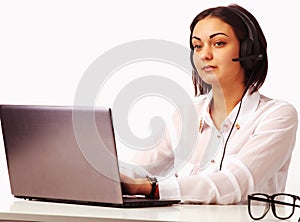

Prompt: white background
xmin=1 ymin=0 xmax=299 ymax=204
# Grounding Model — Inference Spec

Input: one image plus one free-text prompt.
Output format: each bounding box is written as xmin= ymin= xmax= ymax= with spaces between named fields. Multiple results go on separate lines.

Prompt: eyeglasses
xmin=248 ymin=193 xmax=300 ymax=221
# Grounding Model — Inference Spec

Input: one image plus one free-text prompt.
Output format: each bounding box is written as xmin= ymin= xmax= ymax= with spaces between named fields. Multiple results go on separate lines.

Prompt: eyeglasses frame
xmin=248 ymin=192 xmax=300 ymax=220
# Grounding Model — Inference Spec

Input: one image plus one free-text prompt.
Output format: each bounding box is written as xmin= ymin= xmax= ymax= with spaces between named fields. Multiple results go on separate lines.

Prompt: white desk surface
xmin=0 ymin=198 xmax=292 ymax=222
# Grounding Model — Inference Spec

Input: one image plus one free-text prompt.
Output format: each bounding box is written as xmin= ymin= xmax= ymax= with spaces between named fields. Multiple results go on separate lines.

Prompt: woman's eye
xmin=193 ymin=45 xmax=201 ymax=50
xmin=214 ymin=41 xmax=226 ymax=47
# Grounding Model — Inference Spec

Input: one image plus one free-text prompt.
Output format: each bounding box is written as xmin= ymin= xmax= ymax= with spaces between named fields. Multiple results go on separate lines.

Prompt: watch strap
xmin=146 ymin=176 xmax=157 ymax=198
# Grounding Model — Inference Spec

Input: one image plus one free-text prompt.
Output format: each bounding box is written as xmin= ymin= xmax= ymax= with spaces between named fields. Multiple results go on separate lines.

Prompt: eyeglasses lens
xmin=273 ymin=194 xmax=294 ymax=219
xmin=250 ymin=194 xmax=270 ymax=220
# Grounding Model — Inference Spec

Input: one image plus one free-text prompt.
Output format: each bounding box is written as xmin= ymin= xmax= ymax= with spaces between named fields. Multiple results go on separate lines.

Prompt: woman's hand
xmin=120 ymin=174 xmax=151 ymax=196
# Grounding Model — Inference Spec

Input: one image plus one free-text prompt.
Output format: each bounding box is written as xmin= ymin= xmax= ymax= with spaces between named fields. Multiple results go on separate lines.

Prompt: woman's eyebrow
xmin=192 ymin=32 xmax=229 ymax=41
xmin=210 ymin=32 xmax=228 ymax=38
xmin=192 ymin=36 xmax=201 ymax=41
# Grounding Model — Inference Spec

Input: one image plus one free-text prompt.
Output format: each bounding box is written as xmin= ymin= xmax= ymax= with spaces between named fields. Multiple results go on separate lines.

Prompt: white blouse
xmin=123 ymin=90 xmax=298 ymax=204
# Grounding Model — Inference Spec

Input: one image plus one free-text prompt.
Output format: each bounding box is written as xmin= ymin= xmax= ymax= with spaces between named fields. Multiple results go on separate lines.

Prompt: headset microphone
xmin=232 ymin=53 xmax=263 ymax=62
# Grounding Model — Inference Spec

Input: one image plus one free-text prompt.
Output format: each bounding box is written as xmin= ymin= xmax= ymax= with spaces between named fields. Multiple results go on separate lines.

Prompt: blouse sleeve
xmin=127 ymin=114 xmax=176 ymax=177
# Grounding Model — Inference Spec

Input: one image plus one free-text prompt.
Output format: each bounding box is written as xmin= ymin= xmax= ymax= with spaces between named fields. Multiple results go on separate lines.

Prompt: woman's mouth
xmin=202 ymin=65 xmax=216 ymax=72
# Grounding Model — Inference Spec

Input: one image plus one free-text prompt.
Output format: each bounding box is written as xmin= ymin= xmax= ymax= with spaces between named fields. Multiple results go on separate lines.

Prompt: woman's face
xmin=191 ymin=16 xmax=244 ymax=88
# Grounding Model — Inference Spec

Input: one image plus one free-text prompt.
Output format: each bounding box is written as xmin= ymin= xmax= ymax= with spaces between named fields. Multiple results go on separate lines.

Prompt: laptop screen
xmin=0 ymin=105 xmax=124 ymax=205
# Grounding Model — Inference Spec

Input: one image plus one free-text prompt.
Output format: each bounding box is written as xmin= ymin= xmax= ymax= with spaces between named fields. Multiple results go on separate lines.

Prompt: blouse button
xmin=211 ymin=159 xmax=215 ymax=164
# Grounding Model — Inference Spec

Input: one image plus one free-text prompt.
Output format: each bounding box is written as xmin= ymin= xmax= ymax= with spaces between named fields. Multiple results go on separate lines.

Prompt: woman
xmin=120 ymin=3 xmax=298 ymax=204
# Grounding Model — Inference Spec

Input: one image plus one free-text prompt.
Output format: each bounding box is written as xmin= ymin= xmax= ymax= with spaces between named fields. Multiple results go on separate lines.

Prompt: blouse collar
xmin=198 ymin=89 xmax=260 ymax=133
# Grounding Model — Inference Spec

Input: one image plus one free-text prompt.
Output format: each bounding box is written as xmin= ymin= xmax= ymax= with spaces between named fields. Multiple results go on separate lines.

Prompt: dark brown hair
xmin=190 ymin=4 xmax=268 ymax=96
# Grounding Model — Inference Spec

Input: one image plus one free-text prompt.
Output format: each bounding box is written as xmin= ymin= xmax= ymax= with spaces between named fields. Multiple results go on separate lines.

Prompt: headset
xmin=219 ymin=6 xmax=264 ymax=170
xmin=229 ymin=6 xmax=264 ymax=70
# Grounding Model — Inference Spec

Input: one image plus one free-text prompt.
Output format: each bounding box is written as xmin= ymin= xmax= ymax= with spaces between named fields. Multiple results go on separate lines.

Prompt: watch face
xmin=147 ymin=176 xmax=157 ymax=184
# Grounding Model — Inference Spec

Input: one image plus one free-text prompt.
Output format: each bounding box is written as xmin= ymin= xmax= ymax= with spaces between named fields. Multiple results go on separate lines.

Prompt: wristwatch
xmin=146 ymin=176 xmax=157 ymax=198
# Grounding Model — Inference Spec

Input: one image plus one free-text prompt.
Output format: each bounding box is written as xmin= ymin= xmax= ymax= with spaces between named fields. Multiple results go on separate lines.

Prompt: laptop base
xmin=15 ymin=196 xmax=180 ymax=208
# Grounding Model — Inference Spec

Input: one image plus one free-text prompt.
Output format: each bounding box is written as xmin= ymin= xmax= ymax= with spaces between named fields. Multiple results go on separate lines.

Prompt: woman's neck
xmin=210 ymin=85 xmax=245 ymax=130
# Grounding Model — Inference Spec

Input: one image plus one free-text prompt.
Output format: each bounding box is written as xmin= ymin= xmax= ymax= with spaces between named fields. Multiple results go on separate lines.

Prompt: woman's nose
xmin=199 ymin=45 xmax=213 ymax=60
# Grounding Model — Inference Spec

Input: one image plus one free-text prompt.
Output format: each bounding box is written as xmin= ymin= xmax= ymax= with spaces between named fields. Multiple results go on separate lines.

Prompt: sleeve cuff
xmin=158 ymin=175 xmax=181 ymax=200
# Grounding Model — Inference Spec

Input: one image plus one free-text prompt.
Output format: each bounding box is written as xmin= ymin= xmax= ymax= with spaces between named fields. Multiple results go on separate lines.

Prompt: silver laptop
xmin=0 ymin=104 xmax=180 ymax=208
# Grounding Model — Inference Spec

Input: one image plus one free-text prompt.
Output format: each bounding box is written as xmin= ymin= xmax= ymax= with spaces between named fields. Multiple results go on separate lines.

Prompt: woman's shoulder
xmin=260 ymin=94 xmax=296 ymax=108
xmin=259 ymin=93 xmax=298 ymax=119
xmin=193 ymin=94 xmax=208 ymax=108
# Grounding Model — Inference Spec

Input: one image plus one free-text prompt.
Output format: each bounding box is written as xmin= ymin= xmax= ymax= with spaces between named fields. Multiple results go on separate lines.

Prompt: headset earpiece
xmin=229 ymin=7 xmax=263 ymax=70
xmin=240 ymin=38 xmax=258 ymax=69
